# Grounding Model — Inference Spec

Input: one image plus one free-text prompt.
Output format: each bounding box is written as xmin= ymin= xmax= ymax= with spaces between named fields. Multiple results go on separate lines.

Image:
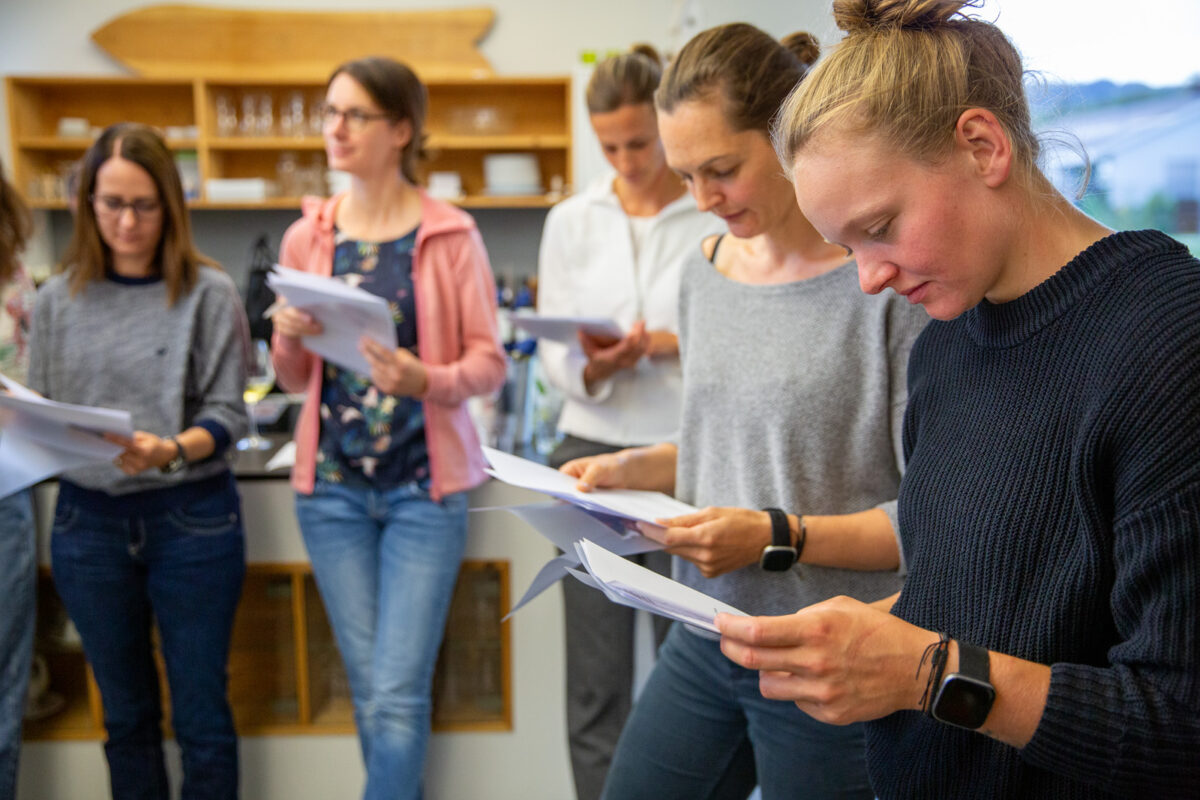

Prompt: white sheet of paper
xmin=574 ymin=539 xmax=746 ymax=635
xmin=0 ymin=374 xmax=132 ymax=497
xmin=266 ymin=264 xmax=398 ymax=375
xmin=505 ymin=312 xmax=623 ymax=344
xmin=264 ymin=440 xmax=297 ymax=471
xmin=481 ymin=446 xmax=696 ymax=524
xmin=494 ymin=502 xmax=664 ymax=617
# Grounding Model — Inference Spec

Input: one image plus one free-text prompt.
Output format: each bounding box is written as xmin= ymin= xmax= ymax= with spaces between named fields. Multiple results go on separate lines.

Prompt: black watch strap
xmin=760 ymin=508 xmax=798 ymax=571
xmin=765 ymin=508 xmax=791 ymax=548
xmin=958 ymin=640 xmax=990 ymax=682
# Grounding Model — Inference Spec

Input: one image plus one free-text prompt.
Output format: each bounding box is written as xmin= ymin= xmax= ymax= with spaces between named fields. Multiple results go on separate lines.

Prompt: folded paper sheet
xmin=478 ymin=447 xmax=699 ymax=619
xmin=266 ymin=264 xmax=398 ymax=375
xmin=481 ymin=446 xmax=696 ymax=524
xmin=574 ymin=539 xmax=746 ymax=636
xmin=0 ymin=374 xmax=133 ymax=497
xmin=495 ymin=502 xmax=663 ymax=618
xmin=504 ymin=311 xmax=623 ymax=344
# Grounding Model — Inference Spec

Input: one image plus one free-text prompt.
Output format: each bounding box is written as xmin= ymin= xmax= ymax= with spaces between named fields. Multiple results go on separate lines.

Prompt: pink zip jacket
xmin=271 ymin=190 xmax=506 ymax=500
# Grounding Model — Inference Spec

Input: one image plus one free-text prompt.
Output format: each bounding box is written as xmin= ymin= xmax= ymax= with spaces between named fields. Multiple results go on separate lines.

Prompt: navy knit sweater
xmin=867 ymin=231 xmax=1200 ymax=798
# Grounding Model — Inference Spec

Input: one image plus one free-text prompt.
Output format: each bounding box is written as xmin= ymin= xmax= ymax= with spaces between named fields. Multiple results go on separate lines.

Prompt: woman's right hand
xmin=560 ymin=452 xmax=632 ymax=492
xmin=271 ymin=300 xmax=323 ymax=340
xmin=580 ymin=321 xmax=650 ymax=391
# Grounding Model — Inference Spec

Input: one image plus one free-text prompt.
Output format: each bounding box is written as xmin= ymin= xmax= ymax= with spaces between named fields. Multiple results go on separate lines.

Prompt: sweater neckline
xmin=964 ymin=230 xmax=1178 ymax=348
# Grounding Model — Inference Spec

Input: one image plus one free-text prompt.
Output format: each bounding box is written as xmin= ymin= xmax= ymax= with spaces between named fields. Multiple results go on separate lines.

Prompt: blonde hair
xmin=774 ymin=0 xmax=1037 ymax=176
xmin=586 ymin=44 xmax=663 ymax=114
xmin=65 ymin=123 xmax=216 ymax=304
xmin=656 ymin=23 xmax=820 ymax=134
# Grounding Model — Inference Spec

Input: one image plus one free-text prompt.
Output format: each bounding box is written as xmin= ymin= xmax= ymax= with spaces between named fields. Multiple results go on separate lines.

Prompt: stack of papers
xmin=504 ymin=312 xmax=623 ymax=344
xmin=0 ymin=374 xmax=133 ymax=496
xmin=574 ymin=539 xmax=746 ymax=635
xmin=479 ymin=446 xmax=702 ymax=618
xmin=266 ymin=265 xmax=398 ymax=375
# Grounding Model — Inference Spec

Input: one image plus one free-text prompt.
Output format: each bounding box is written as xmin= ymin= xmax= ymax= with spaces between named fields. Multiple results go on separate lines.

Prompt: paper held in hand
xmin=266 ymin=264 xmax=398 ymax=376
xmin=573 ymin=538 xmax=747 ymax=635
xmin=481 ymin=445 xmax=696 ymax=524
xmin=0 ymin=373 xmax=133 ymax=497
xmin=504 ymin=311 xmax=623 ymax=344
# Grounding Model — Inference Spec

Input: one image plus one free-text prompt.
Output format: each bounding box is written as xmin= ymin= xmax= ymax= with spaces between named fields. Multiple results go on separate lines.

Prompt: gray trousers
xmin=550 ymin=435 xmax=672 ymax=800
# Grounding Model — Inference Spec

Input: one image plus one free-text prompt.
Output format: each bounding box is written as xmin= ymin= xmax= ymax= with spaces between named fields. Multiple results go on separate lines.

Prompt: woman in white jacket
xmin=535 ymin=44 xmax=721 ymax=800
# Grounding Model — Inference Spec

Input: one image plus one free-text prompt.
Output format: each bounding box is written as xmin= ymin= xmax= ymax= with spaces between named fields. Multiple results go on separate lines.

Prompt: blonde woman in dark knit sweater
xmin=717 ymin=1 xmax=1200 ymax=798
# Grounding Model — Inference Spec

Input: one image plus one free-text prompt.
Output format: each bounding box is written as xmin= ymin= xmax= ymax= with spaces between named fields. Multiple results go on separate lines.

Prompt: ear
xmin=954 ymin=108 xmax=1013 ymax=188
xmin=391 ymin=118 xmax=414 ymax=151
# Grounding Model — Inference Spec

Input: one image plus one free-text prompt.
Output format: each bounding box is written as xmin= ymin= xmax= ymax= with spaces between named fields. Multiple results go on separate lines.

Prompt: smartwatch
xmin=930 ymin=640 xmax=996 ymax=730
xmin=759 ymin=508 xmax=799 ymax=571
xmin=160 ymin=436 xmax=187 ymax=475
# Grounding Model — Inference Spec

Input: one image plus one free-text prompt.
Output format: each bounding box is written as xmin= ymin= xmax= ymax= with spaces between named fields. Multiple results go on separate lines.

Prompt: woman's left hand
xmin=360 ymin=337 xmax=428 ymax=397
xmin=638 ymin=506 xmax=772 ymax=577
xmin=107 ymin=431 xmax=175 ymax=475
xmin=716 ymin=596 xmax=935 ymax=725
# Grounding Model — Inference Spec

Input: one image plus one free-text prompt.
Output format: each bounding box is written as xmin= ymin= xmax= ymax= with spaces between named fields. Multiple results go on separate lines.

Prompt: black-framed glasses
xmin=90 ymin=194 xmax=162 ymax=220
xmin=319 ymin=103 xmax=393 ymax=133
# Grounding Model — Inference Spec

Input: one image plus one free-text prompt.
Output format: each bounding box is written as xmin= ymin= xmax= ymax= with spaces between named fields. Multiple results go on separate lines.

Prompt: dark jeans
xmin=550 ymin=435 xmax=672 ymax=800
xmin=51 ymin=482 xmax=245 ymax=800
xmin=0 ymin=490 xmax=35 ymax=800
xmin=602 ymin=625 xmax=874 ymax=800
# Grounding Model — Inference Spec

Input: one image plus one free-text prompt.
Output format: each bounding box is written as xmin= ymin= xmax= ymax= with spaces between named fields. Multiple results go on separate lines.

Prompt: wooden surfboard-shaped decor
xmin=91 ymin=4 xmax=496 ymax=79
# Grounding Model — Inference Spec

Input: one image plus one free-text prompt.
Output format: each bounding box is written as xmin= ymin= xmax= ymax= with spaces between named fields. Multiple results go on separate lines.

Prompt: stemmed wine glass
xmin=238 ymin=339 xmax=275 ymax=451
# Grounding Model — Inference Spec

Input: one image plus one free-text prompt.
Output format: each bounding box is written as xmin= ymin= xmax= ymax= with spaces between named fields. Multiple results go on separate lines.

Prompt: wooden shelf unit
xmin=6 ymin=75 xmax=571 ymax=209
xmin=24 ymin=560 xmax=511 ymax=740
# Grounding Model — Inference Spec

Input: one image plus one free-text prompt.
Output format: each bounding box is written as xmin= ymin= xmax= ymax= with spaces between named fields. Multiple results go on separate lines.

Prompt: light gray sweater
xmin=29 ymin=266 xmax=249 ymax=494
xmin=675 ymin=253 xmax=928 ymax=615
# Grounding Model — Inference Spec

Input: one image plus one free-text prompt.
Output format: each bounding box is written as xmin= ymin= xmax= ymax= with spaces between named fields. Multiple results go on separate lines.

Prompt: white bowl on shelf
xmin=484 ymin=153 xmax=540 ymax=195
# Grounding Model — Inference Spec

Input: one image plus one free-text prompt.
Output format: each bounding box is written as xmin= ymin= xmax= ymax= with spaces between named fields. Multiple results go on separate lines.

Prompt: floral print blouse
xmin=0 ymin=264 xmax=36 ymax=385
xmin=315 ymin=228 xmax=429 ymax=488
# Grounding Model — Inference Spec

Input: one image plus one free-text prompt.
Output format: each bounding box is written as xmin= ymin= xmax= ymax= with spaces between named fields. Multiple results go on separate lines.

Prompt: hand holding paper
xmin=266 ymin=265 xmax=398 ymax=375
xmin=482 ymin=445 xmax=696 ymax=524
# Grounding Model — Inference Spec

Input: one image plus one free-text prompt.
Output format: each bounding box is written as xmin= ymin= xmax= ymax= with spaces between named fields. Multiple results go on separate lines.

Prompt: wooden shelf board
xmin=207 ymin=136 xmax=325 ymax=150
xmin=17 ymin=137 xmax=198 ymax=150
xmin=430 ymin=134 xmax=569 ymax=150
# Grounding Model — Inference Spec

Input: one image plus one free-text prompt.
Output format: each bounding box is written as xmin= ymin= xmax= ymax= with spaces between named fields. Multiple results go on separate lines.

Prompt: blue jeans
xmin=296 ymin=481 xmax=468 ymax=800
xmin=50 ymin=484 xmax=245 ymax=800
xmin=602 ymin=624 xmax=874 ymax=800
xmin=0 ymin=490 xmax=35 ymax=800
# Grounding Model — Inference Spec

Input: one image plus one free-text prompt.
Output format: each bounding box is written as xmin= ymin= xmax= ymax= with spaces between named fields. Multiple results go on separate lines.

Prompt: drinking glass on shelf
xmin=239 ymin=340 xmax=276 ymax=451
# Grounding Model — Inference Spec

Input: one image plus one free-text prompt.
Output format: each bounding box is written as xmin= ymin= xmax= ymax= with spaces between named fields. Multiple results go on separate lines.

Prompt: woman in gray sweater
xmin=29 ymin=123 xmax=249 ymax=800
xmin=563 ymin=24 xmax=927 ymax=800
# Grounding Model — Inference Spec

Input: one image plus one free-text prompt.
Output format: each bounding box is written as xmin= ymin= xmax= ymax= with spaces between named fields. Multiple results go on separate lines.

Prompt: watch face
xmin=759 ymin=546 xmax=798 ymax=572
xmin=931 ymin=674 xmax=996 ymax=730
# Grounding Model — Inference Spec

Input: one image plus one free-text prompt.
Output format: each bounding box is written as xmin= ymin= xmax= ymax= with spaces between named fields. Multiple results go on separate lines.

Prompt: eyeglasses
xmin=319 ymin=103 xmax=393 ymax=133
xmin=91 ymin=194 xmax=162 ymax=220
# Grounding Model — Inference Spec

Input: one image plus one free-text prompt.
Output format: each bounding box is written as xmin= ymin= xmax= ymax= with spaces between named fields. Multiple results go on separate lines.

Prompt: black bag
xmin=244 ymin=234 xmax=277 ymax=341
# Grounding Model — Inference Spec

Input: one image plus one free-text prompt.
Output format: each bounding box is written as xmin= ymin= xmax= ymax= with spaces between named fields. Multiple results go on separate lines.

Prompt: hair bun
xmin=629 ymin=43 xmax=663 ymax=68
xmin=781 ymin=32 xmax=820 ymax=67
xmin=833 ymin=0 xmax=979 ymax=34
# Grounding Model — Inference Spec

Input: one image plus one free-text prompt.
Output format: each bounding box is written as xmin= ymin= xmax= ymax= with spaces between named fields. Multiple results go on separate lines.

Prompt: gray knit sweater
xmin=675 ymin=253 xmax=928 ymax=615
xmin=28 ymin=267 xmax=249 ymax=494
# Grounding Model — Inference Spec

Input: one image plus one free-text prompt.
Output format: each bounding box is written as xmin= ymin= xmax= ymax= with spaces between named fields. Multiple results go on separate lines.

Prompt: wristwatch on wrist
xmin=930 ymin=641 xmax=996 ymax=730
xmin=759 ymin=508 xmax=798 ymax=571
xmin=160 ymin=436 xmax=187 ymax=475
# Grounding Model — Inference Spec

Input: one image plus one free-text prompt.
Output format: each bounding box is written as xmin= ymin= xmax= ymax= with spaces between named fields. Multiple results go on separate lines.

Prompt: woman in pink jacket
xmin=270 ymin=56 xmax=505 ymax=800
